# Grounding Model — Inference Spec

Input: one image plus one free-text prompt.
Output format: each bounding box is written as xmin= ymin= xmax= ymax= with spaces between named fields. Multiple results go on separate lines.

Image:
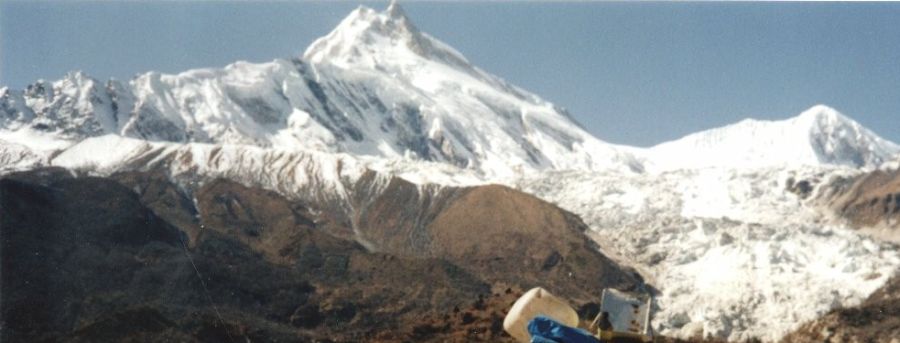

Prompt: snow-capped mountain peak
xmin=1 ymin=70 xmax=125 ymax=138
xmin=795 ymin=105 xmax=900 ymax=168
xmin=796 ymin=103 xmax=843 ymax=121
xmin=303 ymin=1 xmax=471 ymax=73
xmin=0 ymin=1 xmax=642 ymax=178
xmin=645 ymin=104 xmax=900 ymax=171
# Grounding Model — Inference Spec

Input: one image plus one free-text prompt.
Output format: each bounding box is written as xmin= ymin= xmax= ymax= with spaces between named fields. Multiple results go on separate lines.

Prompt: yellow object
xmin=502 ymin=287 xmax=580 ymax=343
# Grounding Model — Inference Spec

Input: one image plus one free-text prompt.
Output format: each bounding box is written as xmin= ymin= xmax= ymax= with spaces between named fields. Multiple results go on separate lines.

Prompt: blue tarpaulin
xmin=527 ymin=316 xmax=600 ymax=343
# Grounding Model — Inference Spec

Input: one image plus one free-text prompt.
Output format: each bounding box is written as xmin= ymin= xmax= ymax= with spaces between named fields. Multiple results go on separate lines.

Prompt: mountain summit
xmin=304 ymin=1 xmax=471 ymax=72
xmin=1 ymin=4 xmax=896 ymax=175
xmin=646 ymin=105 xmax=900 ymax=170
xmin=799 ymin=105 xmax=900 ymax=167
xmin=0 ymin=2 xmax=639 ymax=178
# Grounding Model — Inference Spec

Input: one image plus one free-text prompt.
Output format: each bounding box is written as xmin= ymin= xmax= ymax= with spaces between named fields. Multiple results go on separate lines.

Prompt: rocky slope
xmin=0 ymin=168 xmax=638 ymax=342
xmin=781 ymin=276 xmax=900 ymax=343
xmin=814 ymin=168 xmax=900 ymax=242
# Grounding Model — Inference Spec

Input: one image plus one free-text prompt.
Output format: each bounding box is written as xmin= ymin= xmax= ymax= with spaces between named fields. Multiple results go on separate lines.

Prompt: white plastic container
xmin=503 ymin=287 xmax=580 ymax=343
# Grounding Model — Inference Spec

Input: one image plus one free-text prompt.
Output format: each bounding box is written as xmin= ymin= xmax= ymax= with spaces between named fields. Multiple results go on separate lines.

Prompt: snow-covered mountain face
xmin=646 ymin=105 xmax=900 ymax=171
xmin=2 ymin=3 xmax=900 ymax=342
xmin=0 ymin=3 xmax=640 ymax=179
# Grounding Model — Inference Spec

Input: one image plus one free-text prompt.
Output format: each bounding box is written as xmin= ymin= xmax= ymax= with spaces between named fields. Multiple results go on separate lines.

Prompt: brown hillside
xmin=820 ymin=169 xmax=900 ymax=241
xmin=781 ymin=276 xmax=900 ymax=343
xmin=1 ymin=168 xmax=641 ymax=342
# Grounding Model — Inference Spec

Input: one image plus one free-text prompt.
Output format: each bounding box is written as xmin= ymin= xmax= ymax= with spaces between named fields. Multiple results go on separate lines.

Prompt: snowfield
xmin=2 ymin=3 xmax=899 ymax=342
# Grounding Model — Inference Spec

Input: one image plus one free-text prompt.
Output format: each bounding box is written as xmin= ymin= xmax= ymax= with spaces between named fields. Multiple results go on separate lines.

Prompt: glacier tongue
xmin=514 ymin=167 xmax=900 ymax=342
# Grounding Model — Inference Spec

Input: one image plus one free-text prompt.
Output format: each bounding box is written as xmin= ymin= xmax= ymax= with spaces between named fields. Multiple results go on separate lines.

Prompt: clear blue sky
xmin=2 ymin=1 xmax=899 ymax=147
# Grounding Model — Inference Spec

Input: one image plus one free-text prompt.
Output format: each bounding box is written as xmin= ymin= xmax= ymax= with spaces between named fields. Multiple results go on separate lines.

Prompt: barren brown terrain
xmin=1 ymin=168 xmax=638 ymax=342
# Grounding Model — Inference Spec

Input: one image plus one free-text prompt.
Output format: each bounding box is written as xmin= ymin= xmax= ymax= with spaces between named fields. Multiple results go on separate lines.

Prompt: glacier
xmin=1 ymin=2 xmax=899 ymax=342
xmin=514 ymin=166 xmax=899 ymax=341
